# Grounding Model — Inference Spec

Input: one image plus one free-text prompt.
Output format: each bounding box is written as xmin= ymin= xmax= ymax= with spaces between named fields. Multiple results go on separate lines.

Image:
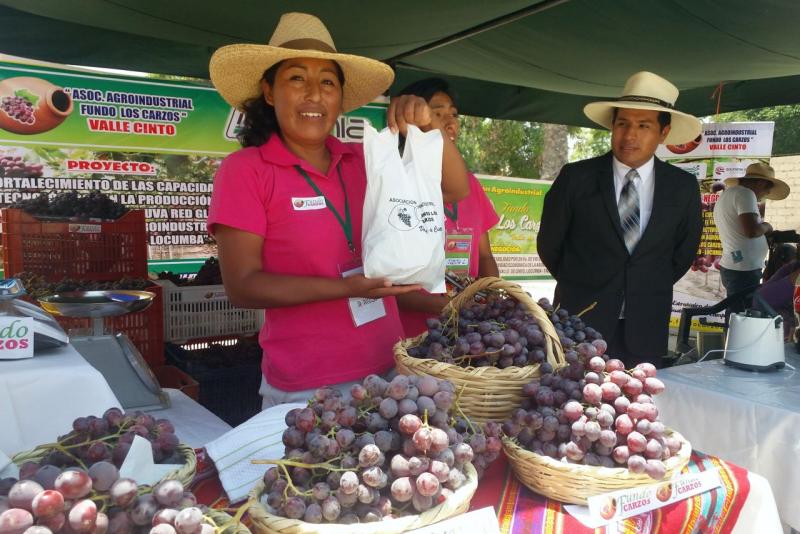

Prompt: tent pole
xmin=384 ymin=0 xmax=570 ymax=63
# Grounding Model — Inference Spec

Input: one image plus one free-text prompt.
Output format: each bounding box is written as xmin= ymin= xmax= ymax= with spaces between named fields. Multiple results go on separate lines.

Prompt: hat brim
xmin=723 ymin=176 xmax=790 ymax=201
xmin=583 ymin=100 xmax=702 ymax=145
xmin=209 ymin=44 xmax=394 ymax=113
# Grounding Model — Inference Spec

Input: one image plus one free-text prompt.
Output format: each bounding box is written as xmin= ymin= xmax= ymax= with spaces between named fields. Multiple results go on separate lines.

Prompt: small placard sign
xmin=0 ymin=317 xmax=35 ymax=359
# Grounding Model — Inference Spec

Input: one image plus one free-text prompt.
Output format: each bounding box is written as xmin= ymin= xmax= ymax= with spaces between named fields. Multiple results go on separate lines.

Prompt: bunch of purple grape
xmin=0 ymin=96 xmax=35 ymax=125
xmin=0 ymin=155 xmax=44 ymax=178
xmin=261 ymin=374 xmax=498 ymax=524
xmin=690 ymin=254 xmax=720 ymax=273
xmin=406 ymin=291 xmax=552 ymax=369
xmin=12 ymin=408 xmax=183 ymax=475
xmin=0 ymin=470 xmax=211 ymax=534
xmin=11 ymin=191 xmax=128 ymax=220
xmin=504 ymin=344 xmax=680 ymax=480
xmin=535 ymin=298 xmax=605 ymax=352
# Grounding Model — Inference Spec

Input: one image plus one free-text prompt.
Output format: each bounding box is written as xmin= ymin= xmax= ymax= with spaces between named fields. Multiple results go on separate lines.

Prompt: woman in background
xmin=394 ymin=78 xmax=500 ymax=338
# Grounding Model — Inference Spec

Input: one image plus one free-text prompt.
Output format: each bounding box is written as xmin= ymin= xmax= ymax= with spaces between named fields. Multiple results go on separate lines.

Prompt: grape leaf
xmin=14 ymin=88 xmax=40 ymax=106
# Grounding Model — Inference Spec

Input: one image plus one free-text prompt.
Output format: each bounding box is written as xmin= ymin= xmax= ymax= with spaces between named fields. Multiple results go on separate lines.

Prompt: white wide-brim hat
xmin=724 ymin=162 xmax=790 ymax=201
xmin=583 ymin=71 xmax=702 ymax=145
xmin=209 ymin=12 xmax=394 ymax=112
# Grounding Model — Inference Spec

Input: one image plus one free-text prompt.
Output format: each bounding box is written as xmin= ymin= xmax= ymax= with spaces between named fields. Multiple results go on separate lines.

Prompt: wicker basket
xmin=502 ymin=431 xmax=692 ymax=505
xmin=246 ymin=463 xmax=478 ymax=534
xmin=394 ymin=277 xmax=565 ymax=422
xmin=12 ymin=443 xmax=197 ymax=489
xmin=205 ymin=509 xmax=251 ymax=534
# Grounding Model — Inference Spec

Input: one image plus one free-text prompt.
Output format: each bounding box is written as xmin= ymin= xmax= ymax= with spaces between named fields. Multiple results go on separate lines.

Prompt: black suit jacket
xmin=537 ymin=152 xmax=702 ymax=357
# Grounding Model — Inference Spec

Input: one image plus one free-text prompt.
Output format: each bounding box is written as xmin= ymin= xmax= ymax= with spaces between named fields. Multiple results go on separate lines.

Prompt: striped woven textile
xmin=471 ymin=451 xmax=749 ymax=534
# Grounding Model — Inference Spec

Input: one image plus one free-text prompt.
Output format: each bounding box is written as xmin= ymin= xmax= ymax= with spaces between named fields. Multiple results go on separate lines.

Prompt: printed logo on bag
xmin=389 ymin=202 xmax=420 ymax=231
xmin=414 ymin=201 xmax=443 ymax=235
xmin=291 ymin=196 xmax=326 ymax=210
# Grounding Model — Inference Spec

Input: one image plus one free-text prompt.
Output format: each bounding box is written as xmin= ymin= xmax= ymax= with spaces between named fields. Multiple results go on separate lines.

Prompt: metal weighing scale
xmin=38 ymin=290 xmax=169 ymax=411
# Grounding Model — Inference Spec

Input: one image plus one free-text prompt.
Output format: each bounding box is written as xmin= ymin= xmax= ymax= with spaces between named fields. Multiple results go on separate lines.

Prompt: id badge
xmin=445 ymin=231 xmax=473 ymax=275
xmin=340 ymin=261 xmax=387 ymax=327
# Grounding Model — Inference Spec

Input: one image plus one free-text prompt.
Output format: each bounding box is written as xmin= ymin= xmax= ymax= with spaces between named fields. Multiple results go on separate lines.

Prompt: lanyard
xmin=294 ymin=164 xmax=355 ymax=255
xmin=444 ymin=202 xmax=458 ymax=223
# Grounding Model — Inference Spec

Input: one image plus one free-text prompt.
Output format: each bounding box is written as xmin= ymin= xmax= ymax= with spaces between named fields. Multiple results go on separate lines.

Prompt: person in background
xmin=393 ymin=78 xmax=500 ymax=338
xmin=714 ymin=162 xmax=790 ymax=313
xmin=206 ymin=13 xmax=469 ymax=408
xmin=538 ymin=71 xmax=703 ymax=368
xmin=755 ymin=252 xmax=800 ymax=339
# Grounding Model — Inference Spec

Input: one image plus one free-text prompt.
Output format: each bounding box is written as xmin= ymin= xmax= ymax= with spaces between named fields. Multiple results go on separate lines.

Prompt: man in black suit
xmin=538 ymin=72 xmax=703 ymax=367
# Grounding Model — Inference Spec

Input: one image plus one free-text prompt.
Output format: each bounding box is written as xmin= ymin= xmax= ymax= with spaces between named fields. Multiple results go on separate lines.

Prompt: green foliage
xmin=568 ymin=126 xmax=610 ymax=161
xmin=710 ymin=104 xmax=800 ymax=156
xmin=456 ymin=116 xmax=543 ymax=178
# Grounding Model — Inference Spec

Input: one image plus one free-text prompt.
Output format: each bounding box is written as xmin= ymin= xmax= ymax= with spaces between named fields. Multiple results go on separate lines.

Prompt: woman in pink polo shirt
xmin=207 ymin=14 xmax=469 ymax=407
xmin=394 ymin=78 xmax=501 ymax=338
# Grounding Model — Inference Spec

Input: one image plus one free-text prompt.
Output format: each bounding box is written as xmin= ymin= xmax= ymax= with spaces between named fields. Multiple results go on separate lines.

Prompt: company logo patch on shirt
xmin=291 ymin=196 xmax=326 ymax=210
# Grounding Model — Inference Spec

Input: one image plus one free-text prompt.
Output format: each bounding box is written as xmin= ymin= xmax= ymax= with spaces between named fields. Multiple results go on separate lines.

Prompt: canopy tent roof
xmin=1 ymin=0 xmax=800 ymax=126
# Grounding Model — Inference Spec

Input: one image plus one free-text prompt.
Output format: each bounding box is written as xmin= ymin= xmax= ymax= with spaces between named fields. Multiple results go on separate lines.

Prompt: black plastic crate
xmin=164 ymin=339 xmax=262 ymax=427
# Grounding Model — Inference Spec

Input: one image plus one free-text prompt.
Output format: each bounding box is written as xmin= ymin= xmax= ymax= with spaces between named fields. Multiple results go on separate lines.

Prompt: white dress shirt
xmin=612 ymin=155 xmax=656 ymax=239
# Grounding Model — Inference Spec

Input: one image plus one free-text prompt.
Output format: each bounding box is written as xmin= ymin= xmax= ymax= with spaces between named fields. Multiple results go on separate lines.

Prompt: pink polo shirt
xmin=399 ymin=172 xmax=500 ymax=338
xmin=207 ymin=134 xmax=403 ymax=391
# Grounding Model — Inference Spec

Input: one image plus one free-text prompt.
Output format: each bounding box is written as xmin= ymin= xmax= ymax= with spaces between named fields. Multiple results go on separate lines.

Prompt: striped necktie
xmin=618 ymin=168 xmax=640 ymax=253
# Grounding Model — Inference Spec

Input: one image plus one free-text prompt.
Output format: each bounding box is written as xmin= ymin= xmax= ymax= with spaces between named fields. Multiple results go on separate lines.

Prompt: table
xmin=155 ymin=389 xmax=232 ymax=448
xmin=655 ymin=346 xmax=800 ymax=530
xmin=470 ymin=452 xmax=782 ymax=534
xmin=0 ymin=343 xmax=121 ymax=455
xmin=0 ymin=343 xmax=232 ymax=456
xmin=189 ymin=403 xmax=783 ymax=534
xmin=189 ymin=448 xmax=782 ymax=534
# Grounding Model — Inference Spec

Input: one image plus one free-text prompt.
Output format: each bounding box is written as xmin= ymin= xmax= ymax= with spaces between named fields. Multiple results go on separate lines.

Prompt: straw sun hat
xmin=209 ymin=12 xmax=394 ymax=112
xmin=724 ymin=162 xmax=790 ymax=201
xmin=583 ymin=71 xmax=702 ymax=144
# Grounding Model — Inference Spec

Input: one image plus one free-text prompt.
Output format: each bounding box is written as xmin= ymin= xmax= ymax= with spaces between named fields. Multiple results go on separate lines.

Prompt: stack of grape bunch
xmin=534 ymin=298 xmax=604 ymax=353
xmin=0 ymin=154 xmax=43 ymax=177
xmin=157 ymin=258 xmax=222 ymax=287
xmin=257 ymin=374 xmax=497 ymax=525
xmin=11 ymin=408 xmax=184 ymax=474
xmin=16 ymin=272 xmax=152 ymax=300
xmin=0 ymin=471 xmax=212 ymax=534
xmin=11 ymin=191 xmax=128 ymax=220
xmin=405 ymin=291 xmax=551 ymax=369
xmin=503 ymin=343 xmax=682 ymax=480
xmin=0 ymin=410 xmax=220 ymax=534
xmin=178 ymin=338 xmax=262 ymax=369
xmin=690 ymin=254 xmax=720 ymax=273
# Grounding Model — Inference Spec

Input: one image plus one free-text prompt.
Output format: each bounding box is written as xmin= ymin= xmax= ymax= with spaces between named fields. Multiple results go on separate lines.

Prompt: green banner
xmin=0 ymin=57 xmax=387 ymax=274
xmin=0 ymin=61 xmax=236 ymax=154
xmin=475 ymin=175 xmax=552 ymax=280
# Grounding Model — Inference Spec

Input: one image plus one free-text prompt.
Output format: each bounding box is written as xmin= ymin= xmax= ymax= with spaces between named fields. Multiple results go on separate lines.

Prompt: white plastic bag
xmin=362 ymin=124 xmax=446 ymax=293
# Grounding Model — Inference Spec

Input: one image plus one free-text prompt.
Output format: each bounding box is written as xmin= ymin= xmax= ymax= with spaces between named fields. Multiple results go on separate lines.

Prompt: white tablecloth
xmin=0 ymin=344 xmax=121 ymax=455
xmin=655 ymin=347 xmax=800 ymax=530
xmin=154 ymin=389 xmax=231 ymax=448
xmin=0 ymin=343 xmax=232 ymax=458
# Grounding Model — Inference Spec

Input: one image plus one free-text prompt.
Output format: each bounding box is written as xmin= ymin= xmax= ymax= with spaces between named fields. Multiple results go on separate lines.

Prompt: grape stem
xmin=251 ymin=457 xmax=351 ymax=472
xmin=576 ymin=301 xmax=598 ymax=318
xmin=202 ymin=515 xmax=221 ymax=531
xmin=452 ymin=347 xmax=502 ymax=365
xmin=452 ymin=385 xmax=478 ymax=437
xmin=37 ymin=423 xmax=132 ymax=454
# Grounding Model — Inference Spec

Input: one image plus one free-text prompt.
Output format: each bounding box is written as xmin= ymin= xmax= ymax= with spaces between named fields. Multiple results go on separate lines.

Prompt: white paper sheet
xmin=118 ymin=435 xmax=182 ymax=486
